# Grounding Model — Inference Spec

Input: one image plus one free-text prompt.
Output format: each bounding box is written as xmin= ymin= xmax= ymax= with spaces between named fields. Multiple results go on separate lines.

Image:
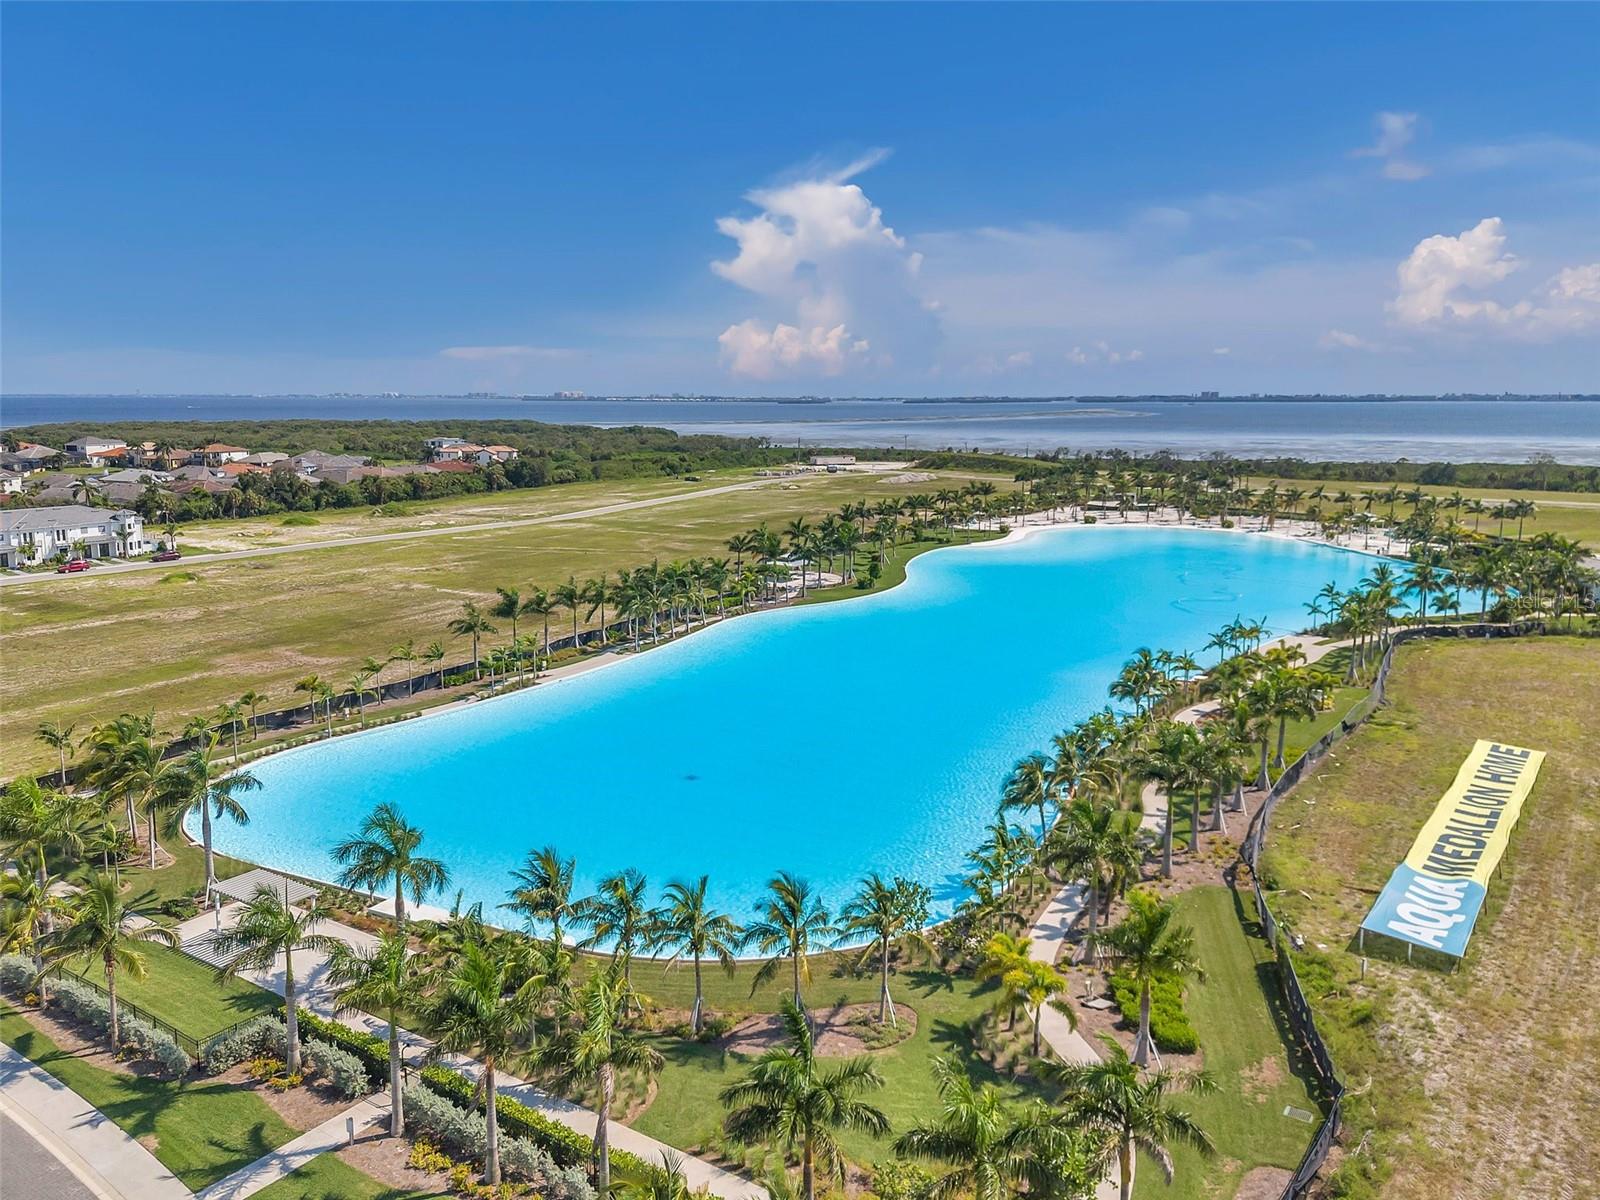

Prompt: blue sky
xmin=3 ymin=3 xmax=1597 ymax=396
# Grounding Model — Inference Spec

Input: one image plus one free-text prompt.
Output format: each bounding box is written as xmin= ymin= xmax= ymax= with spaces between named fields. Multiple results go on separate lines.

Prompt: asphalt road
xmin=0 ymin=1110 xmax=99 ymax=1200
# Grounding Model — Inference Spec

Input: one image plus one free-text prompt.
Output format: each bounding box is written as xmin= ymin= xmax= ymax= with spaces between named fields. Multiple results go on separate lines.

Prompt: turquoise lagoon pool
xmin=207 ymin=527 xmax=1388 ymax=930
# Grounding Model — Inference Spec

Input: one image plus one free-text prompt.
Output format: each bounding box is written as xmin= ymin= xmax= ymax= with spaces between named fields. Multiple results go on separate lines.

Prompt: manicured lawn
xmin=119 ymin=831 xmax=253 ymax=908
xmin=62 ymin=941 xmax=280 ymax=1041
xmin=0 ymin=1000 xmax=299 ymax=1190
xmin=631 ymin=960 xmax=1039 ymax=1168
xmin=1132 ymin=886 xmax=1325 ymax=1200
xmin=796 ymin=528 xmax=1000 ymax=605
xmin=252 ymin=1152 xmax=444 ymax=1200
xmin=1 ymin=467 xmax=1009 ymax=776
xmin=1257 ymin=637 xmax=1600 ymax=1200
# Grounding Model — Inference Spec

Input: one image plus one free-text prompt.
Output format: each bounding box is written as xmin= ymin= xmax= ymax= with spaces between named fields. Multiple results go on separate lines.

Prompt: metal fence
xmin=1236 ymin=620 xmax=1534 ymax=1198
xmin=44 ymin=964 xmax=279 ymax=1061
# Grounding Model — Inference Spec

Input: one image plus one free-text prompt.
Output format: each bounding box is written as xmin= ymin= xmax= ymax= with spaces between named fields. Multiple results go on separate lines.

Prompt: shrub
xmin=203 ymin=1016 xmax=286 ymax=1072
xmin=409 ymin=1138 xmax=454 ymax=1173
xmin=872 ymin=1160 xmax=936 ymax=1200
xmin=0 ymin=954 xmax=35 ymax=995
xmin=1219 ymin=518 xmax=1236 ymax=529
xmin=1108 ymin=971 xmax=1199 ymax=1054
xmin=50 ymin=974 xmax=111 ymax=1029
xmin=404 ymin=1083 xmax=487 ymax=1160
xmin=419 ymin=1063 xmax=650 ymax=1178
xmin=158 ymin=897 xmax=199 ymax=920
xmin=296 ymin=1007 xmax=387 ymax=1086
xmin=303 ymin=1035 xmax=370 ymax=1099
xmin=120 ymin=1016 xmax=193 ymax=1076
xmin=0 ymin=965 xmax=192 ymax=1076
xmin=1082 ymin=514 xmax=1098 ymax=524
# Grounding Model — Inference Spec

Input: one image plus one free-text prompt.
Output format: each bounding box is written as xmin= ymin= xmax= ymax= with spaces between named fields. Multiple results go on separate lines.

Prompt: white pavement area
xmin=175 ymin=902 xmax=765 ymax=1200
xmin=0 ymin=1043 xmax=191 ymax=1200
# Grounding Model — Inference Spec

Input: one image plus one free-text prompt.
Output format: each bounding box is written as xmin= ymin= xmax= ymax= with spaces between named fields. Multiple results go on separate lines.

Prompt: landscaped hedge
xmin=295 ymin=1009 xmax=389 ymax=1089
xmin=0 ymin=955 xmax=192 ymax=1076
xmin=418 ymin=1063 xmax=653 ymax=1178
xmin=1108 ymin=970 xmax=1200 ymax=1053
xmin=402 ymin=1085 xmax=595 ymax=1200
xmin=199 ymin=1013 xmax=369 ymax=1098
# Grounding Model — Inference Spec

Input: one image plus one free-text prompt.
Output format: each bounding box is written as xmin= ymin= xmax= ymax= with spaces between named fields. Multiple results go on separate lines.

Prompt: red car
xmin=151 ymin=548 xmax=182 ymax=563
xmin=56 ymin=559 xmax=93 ymax=573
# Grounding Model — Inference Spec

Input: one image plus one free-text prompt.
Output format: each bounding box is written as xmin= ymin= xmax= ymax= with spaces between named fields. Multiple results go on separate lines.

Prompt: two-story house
xmin=0 ymin=505 xmax=150 ymax=569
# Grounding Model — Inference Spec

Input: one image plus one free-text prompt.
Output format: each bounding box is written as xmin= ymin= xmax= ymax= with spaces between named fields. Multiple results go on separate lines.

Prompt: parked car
xmin=56 ymin=559 xmax=93 ymax=573
xmin=151 ymin=548 xmax=181 ymax=563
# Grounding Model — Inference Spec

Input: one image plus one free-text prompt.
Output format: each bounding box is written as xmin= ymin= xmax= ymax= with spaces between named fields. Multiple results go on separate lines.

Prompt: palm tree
xmin=1002 ymin=753 xmax=1055 ymax=846
xmin=492 ymin=586 xmax=525 ymax=651
xmin=387 ymin=642 xmax=419 ymax=697
xmin=212 ymin=885 xmax=342 ymax=1075
xmin=574 ymin=869 xmax=651 ymax=1003
xmin=581 ymin=575 xmax=614 ymax=644
xmin=974 ymin=931 xmax=1032 ymax=1031
xmin=837 ymin=874 xmax=931 ymax=1026
xmin=42 ymin=873 xmax=176 ymax=1050
xmin=35 ymin=721 xmax=76 ymax=786
xmin=162 ymin=734 xmax=260 ymax=900
xmin=1044 ymin=1038 xmax=1216 ymax=1200
xmin=421 ymin=640 xmax=447 ymax=685
xmin=1046 ymin=798 xmax=1141 ymax=964
xmin=238 ymin=691 xmax=267 ymax=740
xmin=539 ymin=965 xmax=663 ymax=1194
xmin=0 ymin=779 xmax=91 ymax=998
xmin=745 ymin=872 xmax=838 ymax=1012
xmin=429 ymin=940 xmax=542 ymax=1186
xmin=720 ymin=998 xmax=888 ymax=1200
xmin=333 ymin=802 xmax=449 ymax=931
xmin=1092 ymin=893 xmax=1204 ymax=1068
xmin=448 ymin=602 xmax=497 ymax=679
xmin=554 ymin=576 xmax=582 ymax=647
xmin=895 ymin=1057 xmax=1089 ymax=1200
xmin=504 ymin=844 xmax=577 ymax=945
xmin=293 ymin=673 xmax=325 ymax=725
xmin=327 ymin=929 xmax=423 ymax=1136
xmin=651 ymin=876 xmax=741 ymax=1036
xmin=1137 ymin=721 xmax=1204 ymax=879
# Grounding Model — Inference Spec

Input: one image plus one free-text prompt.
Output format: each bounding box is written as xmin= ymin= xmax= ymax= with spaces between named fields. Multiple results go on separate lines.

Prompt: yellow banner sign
xmin=1361 ymin=739 xmax=1545 ymax=957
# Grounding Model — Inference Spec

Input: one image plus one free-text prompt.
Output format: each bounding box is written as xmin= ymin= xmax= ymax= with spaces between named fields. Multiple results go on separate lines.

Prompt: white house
xmin=196 ymin=443 xmax=250 ymax=465
xmin=0 ymin=505 xmax=150 ymax=569
xmin=0 ymin=470 xmax=24 ymax=495
xmin=65 ymin=435 xmax=129 ymax=466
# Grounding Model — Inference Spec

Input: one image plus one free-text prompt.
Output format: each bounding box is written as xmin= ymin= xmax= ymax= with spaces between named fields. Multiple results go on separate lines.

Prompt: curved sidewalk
xmin=0 ymin=1043 xmax=190 ymax=1200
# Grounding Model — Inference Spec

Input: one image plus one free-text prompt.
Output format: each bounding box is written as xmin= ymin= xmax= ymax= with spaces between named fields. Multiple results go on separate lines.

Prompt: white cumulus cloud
xmin=1066 ymin=341 xmax=1143 ymax=366
xmin=712 ymin=151 xmax=936 ymax=378
xmin=1353 ymin=111 xmax=1429 ymax=181
xmin=1390 ymin=217 xmax=1600 ymax=337
xmin=716 ymin=320 xmax=868 ymax=379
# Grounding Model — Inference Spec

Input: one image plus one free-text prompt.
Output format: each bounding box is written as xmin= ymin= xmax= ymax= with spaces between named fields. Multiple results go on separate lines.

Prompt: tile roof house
xmin=197 ymin=443 xmax=250 ymax=465
xmin=65 ymin=436 xmax=129 ymax=466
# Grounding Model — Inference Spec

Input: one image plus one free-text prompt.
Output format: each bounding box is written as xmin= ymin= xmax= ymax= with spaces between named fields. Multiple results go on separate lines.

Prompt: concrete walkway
xmin=180 ymin=905 xmax=764 ymax=1200
xmin=0 ymin=1043 xmax=190 ymax=1200
xmin=196 ymin=1095 xmax=390 ymax=1200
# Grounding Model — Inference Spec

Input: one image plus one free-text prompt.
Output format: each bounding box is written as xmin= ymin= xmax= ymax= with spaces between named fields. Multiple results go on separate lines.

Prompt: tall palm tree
xmin=34 ymin=721 xmax=76 ymax=786
xmin=1044 ymin=1038 xmax=1215 ymax=1200
xmin=895 ymin=1056 xmax=1093 ymax=1200
xmin=0 ymin=779 xmax=90 ymax=999
xmin=212 ymin=885 xmax=342 ymax=1074
xmin=538 ymin=965 xmax=663 ymax=1195
xmin=1046 ymin=798 xmax=1140 ymax=964
xmin=293 ymin=673 xmax=326 ymax=725
xmin=42 ymin=873 xmax=176 ymax=1050
xmin=1092 ymin=893 xmax=1204 ymax=1068
xmin=1008 ymin=957 xmax=1073 ymax=1058
xmin=720 ymin=998 xmax=888 ymax=1200
xmin=213 ymin=700 xmax=247 ymax=757
xmin=492 ymin=586 xmax=525 ymax=650
xmin=448 ymin=602 xmax=497 ymax=679
xmin=161 ymin=734 xmax=259 ymax=900
xmin=333 ymin=802 xmax=449 ymax=931
xmin=651 ymin=876 xmax=741 ymax=1036
xmin=575 ymin=869 xmax=651 ymax=1000
xmin=744 ymin=872 xmax=838 ymax=1012
xmin=1002 ymin=753 xmax=1056 ymax=846
xmin=387 ymin=642 xmax=419 ymax=698
xmin=429 ymin=940 xmax=543 ymax=1186
xmin=505 ymin=845 xmax=577 ymax=945
xmin=237 ymin=691 xmax=267 ymax=739
xmin=0 ymin=869 xmax=70 ymax=1000
xmin=837 ymin=874 xmax=931 ymax=1026
xmin=974 ymin=931 xmax=1032 ymax=1031
xmin=327 ymin=929 xmax=424 ymax=1136
xmin=1137 ymin=721 xmax=1204 ymax=878
xmin=581 ymin=575 xmax=614 ymax=644
xmin=554 ymin=576 xmax=582 ymax=647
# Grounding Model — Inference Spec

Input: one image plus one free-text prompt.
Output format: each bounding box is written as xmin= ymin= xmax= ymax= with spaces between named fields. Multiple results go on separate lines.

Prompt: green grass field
xmin=252 ymin=1152 xmax=443 ymax=1200
xmin=62 ymin=942 xmax=280 ymax=1041
xmin=1257 ymin=637 xmax=1600 ymax=1200
xmin=0 ymin=468 xmax=1004 ymax=776
xmin=0 ymin=1000 xmax=299 ymax=1190
xmin=1131 ymin=886 xmax=1325 ymax=1200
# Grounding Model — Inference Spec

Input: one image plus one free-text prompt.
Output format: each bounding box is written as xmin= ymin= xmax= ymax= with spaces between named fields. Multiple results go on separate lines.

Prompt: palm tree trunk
xmin=202 ymin=803 xmax=216 ymax=898
xmin=879 ymin=940 xmax=895 ymax=1026
xmin=105 ymin=954 xmax=120 ymax=1050
xmin=394 ymin=881 xmax=406 ymax=931
xmin=1275 ymin=717 xmax=1288 ymax=769
xmin=388 ymin=1019 xmax=405 ymax=1137
xmin=1162 ymin=802 xmax=1174 ymax=878
xmin=1119 ymin=1139 xmax=1134 ymax=1200
xmin=1255 ymin=740 xmax=1270 ymax=790
xmin=792 ymin=952 xmax=803 ymax=1012
xmin=1134 ymin=980 xmax=1154 ymax=1067
xmin=594 ymin=1063 xmax=613 ymax=1195
xmin=1032 ymin=1002 xmax=1043 ymax=1056
xmin=147 ymin=808 xmax=159 ymax=868
xmin=1082 ymin=875 xmax=1100 ymax=966
xmin=692 ymin=953 xmax=704 ymax=1036
xmin=284 ymin=953 xmax=301 ymax=1075
xmin=1191 ymin=788 xmax=1202 ymax=853
xmin=485 ymin=1062 xmax=501 ymax=1185
xmin=802 ymin=1137 xmax=816 ymax=1200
